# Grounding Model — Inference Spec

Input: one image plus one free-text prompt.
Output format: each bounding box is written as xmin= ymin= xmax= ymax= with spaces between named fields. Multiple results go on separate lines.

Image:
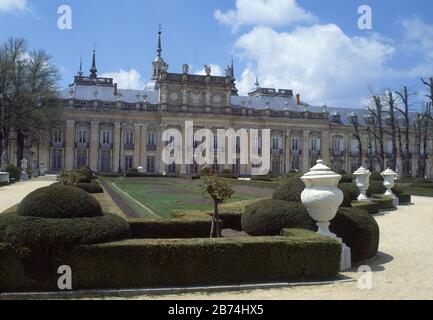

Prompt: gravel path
xmin=126 ymin=196 xmax=433 ymax=300
xmin=0 ymin=176 xmax=57 ymax=212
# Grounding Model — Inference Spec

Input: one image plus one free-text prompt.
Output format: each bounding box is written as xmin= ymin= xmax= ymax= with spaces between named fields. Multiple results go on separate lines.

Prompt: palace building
xmin=8 ymin=30 xmax=433 ymax=178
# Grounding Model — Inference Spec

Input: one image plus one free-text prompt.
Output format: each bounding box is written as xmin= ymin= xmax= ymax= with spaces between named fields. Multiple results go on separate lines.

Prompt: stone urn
xmin=137 ymin=166 xmax=145 ymax=174
xmin=353 ymin=166 xmax=371 ymax=201
xmin=300 ymin=160 xmax=343 ymax=238
xmin=301 ymin=160 xmax=351 ymax=271
xmin=381 ymin=168 xmax=399 ymax=206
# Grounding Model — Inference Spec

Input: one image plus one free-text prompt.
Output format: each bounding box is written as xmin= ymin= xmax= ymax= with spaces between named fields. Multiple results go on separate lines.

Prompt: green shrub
xmin=272 ymin=174 xmax=304 ymax=202
xmin=77 ymin=167 xmax=96 ymax=180
xmin=410 ymin=179 xmax=433 ymax=189
xmin=126 ymin=168 xmax=140 ymax=177
xmin=412 ymin=178 xmax=433 ymax=184
xmin=338 ymin=183 xmax=359 ymax=207
xmin=199 ymin=167 xmax=213 ymax=177
xmin=242 ymin=199 xmax=379 ymax=262
xmin=0 ymin=212 xmax=130 ymax=249
xmin=397 ymin=193 xmax=411 ymax=204
xmin=6 ymin=164 xmax=22 ymax=181
xmin=370 ymin=171 xmax=384 ymax=181
xmin=371 ymin=195 xmax=394 ymax=210
xmin=17 ymin=185 xmax=103 ymax=219
xmin=76 ymin=182 xmax=104 ymax=194
xmin=128 ymin=218 xmax=213 ymax=239
xmin=351 ymin=201 xmax=379 ymax=214
xmin=330 ymin=207 xmax=380 ymax=262
xmin=219 ymin=169 xmax=236 ymax=179
xmin=57 ymin=170 xmax=87 ymax=186
xmin=366 ymin=181 xmax=402 ymax=197
xmin=339 ymin=174 xmax=353 ymax=183
xmin=251 ymin=175 xmax=274 ymax=182
xmin=241 ymin=199 xmax=315 ymax=236
xmin=219 ymin=212 xmax=243 ymax=231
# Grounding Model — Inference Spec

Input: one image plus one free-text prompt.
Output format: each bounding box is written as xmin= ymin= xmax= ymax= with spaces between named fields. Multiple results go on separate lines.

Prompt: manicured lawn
xmin=104 ymin=177 xmax=258 ymax=218
xmin=398 ymin=185 xmax=433 ymax=197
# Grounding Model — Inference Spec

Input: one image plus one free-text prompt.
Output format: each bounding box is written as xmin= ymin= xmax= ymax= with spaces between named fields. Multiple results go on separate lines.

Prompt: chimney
xmin=296 ymin=94 xmax=301 ymax=105
xmin=114 ymin=83 xmax=118 ymax=95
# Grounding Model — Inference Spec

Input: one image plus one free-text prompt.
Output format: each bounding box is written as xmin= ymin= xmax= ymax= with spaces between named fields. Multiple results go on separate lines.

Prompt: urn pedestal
xmin=381 ymin=168 xmax=399 ymax=206
xmin=301 ymin=160 xmax=351 ymax=271
xmin=0 ymin=172 xmax=9 ymax=184
xmin=353 ymin=167 xmax=371 ymax=202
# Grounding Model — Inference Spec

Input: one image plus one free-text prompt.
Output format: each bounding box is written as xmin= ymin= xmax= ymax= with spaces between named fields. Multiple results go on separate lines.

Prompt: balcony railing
xmin=310 ymin=150 xmax=321 ymax=157
xmin=332 ymin=150 xmax=345 ymax=158
xmin=272 ymin=149 xmax=283 ymax=155
xmin=51 ymin=141 xmax=65 ymax=148
xmin=291 ymin=149 xmax=302 ymax=156
xmin=124 ymin=144 xmax=134 ymax=151
xmin=100 ymin=143 xmax=113 ymax=150
xmin=147 ymin=145 xmax=157 ymax=151
xmin=75 ymin=142 xmax=89 ymax=149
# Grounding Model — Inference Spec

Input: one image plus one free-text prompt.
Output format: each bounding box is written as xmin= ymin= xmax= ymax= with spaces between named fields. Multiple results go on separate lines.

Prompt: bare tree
xmin=349 ymin=114 xmax=363 ymax=168
xmin=383 ymin=91 xmax=398 ymax=171
xmin=367 ymin=96 xmax=386 ymax=171
xmin=395 ymin=86 xmax=414 ymax=176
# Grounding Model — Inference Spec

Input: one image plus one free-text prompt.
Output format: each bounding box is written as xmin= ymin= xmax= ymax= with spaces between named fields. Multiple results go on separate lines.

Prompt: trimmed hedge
xmin=0 ymin=211 xmax=130 ymax=249
xmin=241 ymin=199 xmax=380 ymax=262
xmin=366 ymin=181 xmax=402 ymax=197
xmin=371 ymin=195 xmax=394 ymax=210
xmin=219 ymin=212 xmax=243 ymax=231
xmin=6 ymin=164 xmax=22 ymax=182
xmin=17 ymin=185 xmax=103 ymax=219
xmin=370 ymin=171 xmax=384 ymax=181
xmin=338 ymin=183 xmax=359 ymax=207
xmin=272 ymin=174 xmax=304 ymax=203
xmin=351 ymin=201 xmax=379 ymax=214
xmin=241 ymin=199 xmax=315 ymax=236
xmin=0 ymin=235 xmax=341 ymax=291
xmin=410 ymin=179 xmax=433 ymax=189
xmin=330 ymin=207 xmax=380 ymax=262
xmin=76 ymin=182 xmax=104 ymax=194
xmin=397 ymin=193 xmax=411 ymax=204
xmin=128 ymin=218 xmax=213 ymax=239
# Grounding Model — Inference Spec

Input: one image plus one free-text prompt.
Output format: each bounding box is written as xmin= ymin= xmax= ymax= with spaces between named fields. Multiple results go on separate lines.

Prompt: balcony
xmin=332 ymin=150 xmax=345 ymax=158
xmin=75 ymin=142 xmax=89 ymax=149
xmin=350 ymin=151 xmax=359 ymax=158
xmin=124 ymin=144 xmax=134 ymax=151
xmin=51 ymin=141 xmax=65 ymax=148
xmin=147 ymin=145 xmax=157 ymax=152
xmin=291 ymin=149 xmax=302 ymax=156
xmin=272 ymin=149 xmax=283 ymax=155
xmin=310 ymin=150 xmax=321 ymax=157
xmin=100 ymin=143 xmax=113 ymax=150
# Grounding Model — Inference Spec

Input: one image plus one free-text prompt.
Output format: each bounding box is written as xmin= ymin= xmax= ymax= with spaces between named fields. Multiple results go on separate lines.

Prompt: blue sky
xmin=1 ymin=0 xmax=432 ymax=109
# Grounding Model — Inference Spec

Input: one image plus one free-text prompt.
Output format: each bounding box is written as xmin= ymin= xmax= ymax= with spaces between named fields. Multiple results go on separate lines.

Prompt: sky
xmin=1 ymin=0 xmax=433 ymax=109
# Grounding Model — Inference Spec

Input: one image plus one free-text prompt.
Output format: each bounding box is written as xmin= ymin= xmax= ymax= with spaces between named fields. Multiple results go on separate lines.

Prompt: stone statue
xmin=182 ymin=64 xmax=189 ymax=74
xmin=204 ymin=65 xmax=211 ymax=76
xmin=21 ymin=158 xmax=28 ymax=170
xmin=225 ymin=65 xmax=233 ymax=77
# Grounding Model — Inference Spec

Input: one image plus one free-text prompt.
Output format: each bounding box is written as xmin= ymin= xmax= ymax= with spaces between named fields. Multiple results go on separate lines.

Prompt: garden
xmin=0 ymin=164 xmax=431 ymax=294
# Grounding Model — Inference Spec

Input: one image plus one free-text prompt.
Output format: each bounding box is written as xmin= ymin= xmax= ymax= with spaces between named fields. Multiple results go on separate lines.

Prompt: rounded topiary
xmin=0 ymin=212 xmax=130 ymax=249
xmin=17 ymin=185 xmax=103 ymax=219
xmin=76 ymin=182 xmax=104 ymax=194
xmin=330 ymin=207 xmax=380 ymax=262
xmin=242 ymin=199 xmax=380 ymax=263
xmin=272 ymin=174 xmax=304 ymax=203
xmin=338 ymin=183 xmax=359 ymax=207
xmin=370 ymin=171 xmax=384 ymax=181
xmin=241 ymin=199 xmax=315 ymax=236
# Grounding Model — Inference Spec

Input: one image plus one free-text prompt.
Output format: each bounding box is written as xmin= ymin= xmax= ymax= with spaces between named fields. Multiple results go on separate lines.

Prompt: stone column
xmin=302 ymin=130 xmax=310 ymax=173
xmin=321 ymin=130 xmax=330 ymax=163
xmin=133 ymin=123 xmax=141 ymax=168
xmin=113 ymin=122 xmax=121 ymax=173
xmin=180 ymin=124 xmax=187 ymax=175
xmin=156 ymin=124 xmax=166 ymax=174
xmin=284 ymin=129 xmax=291 ymax=173
xmin=140 ymin=124 xmax=148 ymax=171
xmin=65 ymin=120 xmax=75 ymax=171
xmin=89 ymin=120 xmax=99 ymax=171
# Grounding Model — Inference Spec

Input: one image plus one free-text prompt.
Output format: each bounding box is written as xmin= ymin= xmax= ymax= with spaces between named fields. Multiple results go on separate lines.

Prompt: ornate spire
xmin=254 ymin=76 xmax=260 ymax=89
xmin=157 ymin=24 xmax=162 ymax=58
xmin=231 ymin=56 xmax=235 ymax=79
xmin=78 ymin=56 xmax=83 ymax=77
xmin=90 ymin=47 xmax=97 ymax=79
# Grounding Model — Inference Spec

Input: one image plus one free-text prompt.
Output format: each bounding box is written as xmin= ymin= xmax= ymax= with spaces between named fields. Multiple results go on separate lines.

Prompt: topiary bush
xmin=77 ymin=167 xmax=96 ymax=180
xmin=76 ymin=182 xmax=104 ymax=194
xmin=397 ymin=193 xmax=411 ymax=204
xmin=351 ymin=201 xmax=380 ymax=214
xmin=242 ymin=199 xmax=380 ymax=262
xmin=366 ymin=181 xmax=403 ymax=197
xmin=330 ymin=207 xmax=380 ymax=262
xmin=338 ymin=183 xmax=359 ymax=207
xmin=6 ymin=164 xmax=22 ymax=181
xmin=17 ymin=185 xmax=103 ymax=219
xmin=370 ymin=171 xmax=384 ymax=181
xmin=241 ymin=199 xmax=315 ymax=236
xmin=272 ymin=174 xmax=304 ymax=203
xmin=57 ymin=170 xmax=87 ymax=186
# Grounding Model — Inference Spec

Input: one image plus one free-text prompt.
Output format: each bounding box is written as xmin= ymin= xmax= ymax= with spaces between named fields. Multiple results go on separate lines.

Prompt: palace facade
xmin=8 ymin=31 xmax=433 ymax=178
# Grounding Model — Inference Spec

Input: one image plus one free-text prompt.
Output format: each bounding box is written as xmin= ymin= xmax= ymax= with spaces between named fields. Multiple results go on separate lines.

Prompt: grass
xmin=398 ymin=185 xmax=433 ymax=197
xmin=104 ymin=177 xmax=258 ymax=218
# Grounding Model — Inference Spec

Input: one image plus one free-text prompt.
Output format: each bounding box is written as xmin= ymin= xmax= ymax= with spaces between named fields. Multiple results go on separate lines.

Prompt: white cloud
xmin=399 ymin=17 xmax=433 ymax=59
xmin=214 ymin=0 xmax=317 ymax=31
xmin=101 ymin=69 xmax=145 ymax=90
xmin=235 ymin=25 xmax=395 ymax=107
xmin=196 ymin=64 xmax=223 ymax=76
xmin=0 ymin=0 xmax=27 ymax=12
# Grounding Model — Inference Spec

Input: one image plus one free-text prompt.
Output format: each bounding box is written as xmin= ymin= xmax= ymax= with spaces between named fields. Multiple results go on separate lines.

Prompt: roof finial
xmin=254 ymin=76 xmax=260 ymax=89
xmin=90 ymin=46 xmax=97 ymax=79
xmin=231 ymin=56 xmax=235 ymax=79
xmin=157 ymin=24 xmax=162 ymax=58
xmin=77 ymin=56 xmax=83 ymax=77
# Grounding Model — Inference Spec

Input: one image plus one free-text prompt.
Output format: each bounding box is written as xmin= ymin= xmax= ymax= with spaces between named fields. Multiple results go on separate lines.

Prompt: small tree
xmin=201 ymin=176 xmax=234 ymax=238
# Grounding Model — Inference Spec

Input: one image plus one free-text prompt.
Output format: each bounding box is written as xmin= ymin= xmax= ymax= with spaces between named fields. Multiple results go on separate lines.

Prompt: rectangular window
xmin=147 ymin=157 xmax=155 ymax=173
xmin=100 ymin=151 xmax=112 ymax=171
xmin=292 ymin=137 xmax=301 ymax=151
xmin=147 ymin=132 xmax=156 ymax=146
xmin=272 ymin=137 xmax=281 ymax=151
xmin=333 ymin=139 xmax=342 ymax=152
xmin=76 ymin=129 xmax=88 ymax=144
xmin=310 ymin=138 xmax=320 ymax=151
xmin=100 ymin=130 xmax=112 ymax=144
xmin=125 ymin=131 xmax=134 ymax=145
xmin=125 ymin=156 xmax=133 ymax=171
xmin=53 ymin=129 xmax=63 ymax=143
